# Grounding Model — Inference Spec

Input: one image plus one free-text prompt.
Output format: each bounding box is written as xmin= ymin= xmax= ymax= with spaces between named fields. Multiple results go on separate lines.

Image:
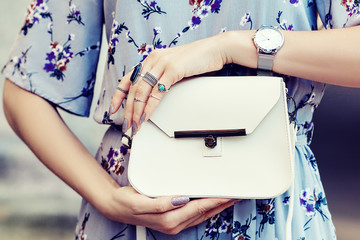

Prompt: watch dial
xmin=254 ymin=28 xmax=283 ymax=53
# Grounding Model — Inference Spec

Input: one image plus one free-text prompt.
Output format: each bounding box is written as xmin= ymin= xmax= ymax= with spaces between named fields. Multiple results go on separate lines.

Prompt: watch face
xmin=254 ymin=26 xmax=284 ymax=53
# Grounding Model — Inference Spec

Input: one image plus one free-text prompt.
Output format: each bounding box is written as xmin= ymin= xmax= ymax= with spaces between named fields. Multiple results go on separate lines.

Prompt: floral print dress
xmin=2 ymin=0 xmax=360 ymax=239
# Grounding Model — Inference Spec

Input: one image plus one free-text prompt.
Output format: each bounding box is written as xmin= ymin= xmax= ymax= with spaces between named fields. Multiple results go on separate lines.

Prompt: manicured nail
xmin=122 ymin=119 xmax=128 ymax=133
xmin=139 ymin=113 xmax=146 ymax=125
xmin=108 ymin=103 xmax=114 ymax=116
xmin=171 ymin=196 xmax=190 ymax=206
xmin=132 ymin=121 xmax=137 ymax=135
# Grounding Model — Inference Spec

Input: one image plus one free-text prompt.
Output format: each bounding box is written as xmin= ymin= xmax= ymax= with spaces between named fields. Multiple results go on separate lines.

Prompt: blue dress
xmin=2 ymin=0 xmax=360 ymax=239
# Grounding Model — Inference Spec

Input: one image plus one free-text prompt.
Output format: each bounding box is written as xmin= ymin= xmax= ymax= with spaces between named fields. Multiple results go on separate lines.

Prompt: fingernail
xmin=139 ymin=113 xmax=146 ymax=125
xmin=132 ymin=121 xmax=137 ymax=136
xmin=122 ymin=119 xmax=128 ymax=133
xmin=108 ymin=103 xmax=114 ymax=116
xmin=171 ymin=196 xmax=190 ymax=206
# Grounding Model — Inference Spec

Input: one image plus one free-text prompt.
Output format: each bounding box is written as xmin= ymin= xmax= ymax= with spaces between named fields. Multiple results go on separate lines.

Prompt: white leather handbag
xmin=127 ymin=76 xmax=296 ymax=239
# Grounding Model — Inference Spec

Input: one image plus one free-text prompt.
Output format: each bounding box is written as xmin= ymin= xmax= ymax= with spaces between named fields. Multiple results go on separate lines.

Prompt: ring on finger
xmin=157 ymin=83 xmax=169 ymax=92
xmin=134 ymin=97 xmax=148 ymax=103
xmin=142 ymin=72 xmax=158 ymax=87
xmin=130 ymin=63 xmax=142 ymax=85
xmin=149 ymin=94 xmax=161 ymax=101
xmin=116 ymin=86 xmax=129 ymax=95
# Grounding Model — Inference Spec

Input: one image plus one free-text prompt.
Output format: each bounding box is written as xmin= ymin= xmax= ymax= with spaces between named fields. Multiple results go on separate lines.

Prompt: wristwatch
xmin=252 ymin=26 xmax=284 ymax=72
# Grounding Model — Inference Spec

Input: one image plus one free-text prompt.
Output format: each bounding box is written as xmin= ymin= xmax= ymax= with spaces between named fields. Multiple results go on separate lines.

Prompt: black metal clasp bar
xmin=174 ymin=129 xmax=246 ymax=138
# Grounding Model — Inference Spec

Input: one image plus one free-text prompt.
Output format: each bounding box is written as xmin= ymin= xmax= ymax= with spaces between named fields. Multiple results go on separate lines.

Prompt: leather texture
xmin=128 ymin=76 xmax=294 ymax=199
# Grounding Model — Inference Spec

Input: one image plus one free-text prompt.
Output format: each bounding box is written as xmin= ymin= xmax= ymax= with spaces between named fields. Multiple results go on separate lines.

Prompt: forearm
xmin=2 ymin=79 xmax=119 ymax=213
xmin=223 ymin=26 xmax=360 ymax=87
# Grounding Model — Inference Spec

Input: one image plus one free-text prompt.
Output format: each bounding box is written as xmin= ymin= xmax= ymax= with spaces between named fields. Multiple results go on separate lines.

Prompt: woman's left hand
xmin=110 ymin=32 xmax=230 ymax=134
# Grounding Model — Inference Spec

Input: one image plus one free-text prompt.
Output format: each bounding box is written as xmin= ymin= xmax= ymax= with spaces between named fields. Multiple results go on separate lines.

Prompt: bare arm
xmin=2 ymin=79 xmax=235 ymax=234
xmin=2 ymin=79 xmax=120 ymax=210
xmin=278 ymin=27 xmax=360 ymax=87
xmin=225 ymin=26 xmax=360 ymax=87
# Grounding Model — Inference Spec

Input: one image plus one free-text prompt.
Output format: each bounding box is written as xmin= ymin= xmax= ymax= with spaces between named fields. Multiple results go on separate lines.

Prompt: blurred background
xmin=0 ymin=1 xmax=359 ymax=239
xmin=0 ymin=0 xmax=108 ymax=239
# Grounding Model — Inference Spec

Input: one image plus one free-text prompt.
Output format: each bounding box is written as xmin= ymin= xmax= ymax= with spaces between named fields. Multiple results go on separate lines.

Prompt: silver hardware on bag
xmin=121 ymin=134 xmax=132 ymax=149
xmin=121 ymin=127 xmax=133 ymax=149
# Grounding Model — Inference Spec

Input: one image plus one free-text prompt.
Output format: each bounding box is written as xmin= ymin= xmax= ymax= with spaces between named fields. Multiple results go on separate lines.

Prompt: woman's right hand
xmin=3 ymin=80 xmax=237 ymax=235
xmin=102 ymin=186 xmax=237 ymax=235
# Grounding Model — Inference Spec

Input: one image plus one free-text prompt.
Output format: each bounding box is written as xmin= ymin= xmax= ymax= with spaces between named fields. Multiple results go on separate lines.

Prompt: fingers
xmin=175 ymin=198 xmax=233 ymax=220
xmin=111 ymin=48 xmax=180 ymax=134
xmin=184 ymin=200 xmax=240 ymax=229
xmin=131 ymin=195 xmax=191 ymax=215
xmin=113 ymin=188 xmax=239 ymax=235
xmin=110 ymin=69 xmax=132 ymax=118
xmin=141 ymin=63 xmax=177 ymax=122
xmin=154 ymin=198 xmax=236 ymax=235
xmin=110 ymin=63 xmax=153 ymax=132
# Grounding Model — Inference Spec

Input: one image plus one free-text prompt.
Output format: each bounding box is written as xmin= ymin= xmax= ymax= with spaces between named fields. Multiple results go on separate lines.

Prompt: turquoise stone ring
xmin=157 ymin=83 xmax=168 ymax=92
xmin=130 ymin=63 xmax=142 ymax=85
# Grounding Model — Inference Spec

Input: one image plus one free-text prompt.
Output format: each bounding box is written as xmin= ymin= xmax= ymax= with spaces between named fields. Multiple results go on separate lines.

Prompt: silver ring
xmin=149 ymin=94 xmax=161 ymax=101
xmin=157 ymin=83 xmax=168 ymax=92
xmin=116 ymin=86 xmax=128 ymax=95
xmin=130 ymin=63 xmax=142 ymax=85
xmin=134 ymin=97 xmax=148 ymax=103
xmin=142 ymin=72 xmax=158 ymax=87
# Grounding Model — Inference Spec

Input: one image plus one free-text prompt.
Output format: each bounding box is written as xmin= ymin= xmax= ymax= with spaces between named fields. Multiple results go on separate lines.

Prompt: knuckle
xmin=146 ymin=97 xmax=159 ymax=109
xmin=164 ymin=228 xmax=180 ymax=235
xmin=128 ymin=205 xmax=142 ymax=215
xmin=159 ymin=218 xmax=178 ymax=235
xmin=154 ymin=200 xmax=167 ymax=213
xmin=202 ymin=212 xmax=217 ymax=223
xmin=158 ymin=54 xmax=170 ymax=66
xmin=149 ymin=48 xmax=163 ymax=59
xmin=165 ymin=61 xmax=177 ymax=72
xmin=164 ymin=63 xmax=182 ymax=83
xmin=197 ymin=205 xmax=208 ymax=216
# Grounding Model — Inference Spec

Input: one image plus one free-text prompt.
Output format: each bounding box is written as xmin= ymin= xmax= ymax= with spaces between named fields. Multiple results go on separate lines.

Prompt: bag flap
xmin=149 ymin=76 xmax=284 ymax=137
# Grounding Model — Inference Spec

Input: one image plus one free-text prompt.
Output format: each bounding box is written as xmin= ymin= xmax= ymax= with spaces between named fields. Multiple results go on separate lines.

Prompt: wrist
xmin=92 ymin=181 xmax=122 ymax=220
xmin=220 ymin=30 xmax=257 ymax=68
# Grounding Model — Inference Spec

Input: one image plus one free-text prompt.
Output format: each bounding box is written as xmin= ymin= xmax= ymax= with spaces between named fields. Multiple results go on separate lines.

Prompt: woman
xmin=2 ymin=0 xmax=360 ymax=239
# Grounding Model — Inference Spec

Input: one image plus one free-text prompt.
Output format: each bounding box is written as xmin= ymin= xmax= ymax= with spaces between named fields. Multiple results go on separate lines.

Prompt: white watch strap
xmin=258 ymin=53 xmax=275 ymax=71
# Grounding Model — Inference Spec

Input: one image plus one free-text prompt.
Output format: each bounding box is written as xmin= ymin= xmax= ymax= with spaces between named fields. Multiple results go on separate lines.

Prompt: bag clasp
xmin=204 ymin=135 xmax=217 ymax=149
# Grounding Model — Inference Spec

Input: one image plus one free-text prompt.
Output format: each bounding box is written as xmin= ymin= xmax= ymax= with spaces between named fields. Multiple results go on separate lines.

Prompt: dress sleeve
xmin=316 ymin=0 xmax=360 ymax=28
xmin=1 ymin=0 xmax=104 ymax=117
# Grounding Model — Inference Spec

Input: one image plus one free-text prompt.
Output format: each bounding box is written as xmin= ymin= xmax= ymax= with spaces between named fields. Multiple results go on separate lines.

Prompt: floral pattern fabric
xmin=2 ymin=0 xmax=360 ymax=239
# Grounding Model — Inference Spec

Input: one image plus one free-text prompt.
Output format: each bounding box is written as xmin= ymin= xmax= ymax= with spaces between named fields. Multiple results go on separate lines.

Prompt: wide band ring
xmin=149 ymin=94 xmax=161 ymax=101
xmin=130 ymin=63 xmax=142 ymax=85
xmin=116 ymin=86 xmax=129 ymax=95
xmin=134 ymin=97 xmax=148 ymax=103
xmin=142 ymin=72 xmax=158 ymax=87
xmin=157 ymin=83 xmax=168 ymax=92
